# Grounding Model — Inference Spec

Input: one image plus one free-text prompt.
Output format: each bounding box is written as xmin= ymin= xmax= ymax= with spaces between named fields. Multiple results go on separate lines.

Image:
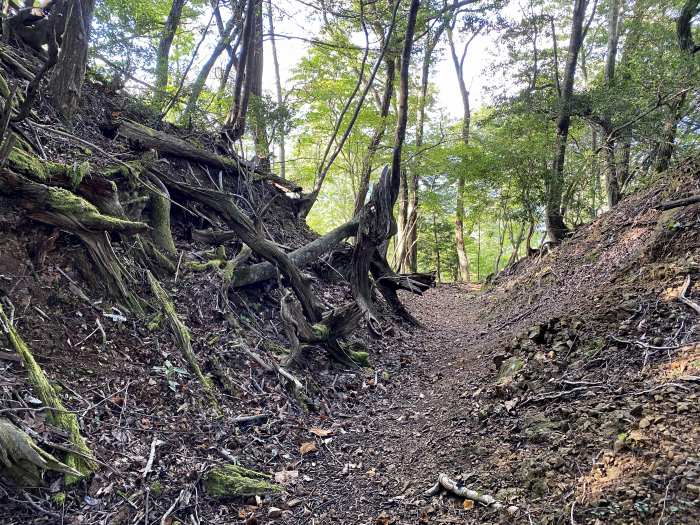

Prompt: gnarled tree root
xmin=0 ymin=417 xmax=81 ymax=486
xmin=280 ymin=290 xmax=362 ymax=367
xmin=0 ymin=305 xmax=96 ymax=483
xmin=147 ymin=272 xmax=219 ymax=410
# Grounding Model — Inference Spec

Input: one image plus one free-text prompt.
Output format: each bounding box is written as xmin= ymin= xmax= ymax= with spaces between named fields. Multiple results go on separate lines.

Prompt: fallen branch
xmin=656 ymin=194 xmax=700 ymax=210
xmin=113 ymin=119 xmax=299 ymax=192
xmin=679 ymin=275 xmax=700 ymax=315
xmin=232 ymin=218 xmax=359 ymax=287
xmin=142 ymin=437 xmax=164 ymax=479
xmin=424 ymin=473 xmax=518 ymax=514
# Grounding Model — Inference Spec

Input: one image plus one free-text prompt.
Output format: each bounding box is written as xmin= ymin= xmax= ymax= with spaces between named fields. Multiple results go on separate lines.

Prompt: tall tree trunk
xmin=153 ymin=0 xmax=186 ymax=109
xmin=180 ymin=14 xmax=236 ymax=125
xmin=395 ymin=167 xmax=408 ymax=267
xmin=432 ymin=211 xmax=441 ymax=283
xmin=49 ymin=0 xmax=95 ymax=119
xmin=446 ymin=23 xmax=473 ymax=282
xmin=354 ymin=55 xmax=396 ymax=216
xmin=223 ymin=0 xmax=259 ymax=143
xmin=403 ymin=26 xmax=444 ymax=273
xmin=602 ymin=0 xmax=621 ymax=207
xmin=249 ymin=0 xmax=269 ymax=170
xmin=403 ymin=42 xmax=430 ymax=273
xmin=653 ymin=92 xmax=687 ymax=173
xmin=547 ymin=0 xmax=588 ymax=242
xmin=267 ymin=0 xmax=285 ymax=178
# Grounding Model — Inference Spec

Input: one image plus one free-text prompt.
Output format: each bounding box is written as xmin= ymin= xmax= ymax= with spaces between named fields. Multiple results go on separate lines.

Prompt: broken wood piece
xmin=679 ymin=275 xmax=700 ymax=315
xmin=424 ymin=473 xmax=518 ymax=514
xmin=231 ymin=218 xmax=359 ymax=287
xmin=142 ymin=438 xmax=164 ymax=479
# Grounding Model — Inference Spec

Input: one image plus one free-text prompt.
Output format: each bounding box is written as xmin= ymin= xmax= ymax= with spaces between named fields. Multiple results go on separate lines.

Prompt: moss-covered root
xmin=79 ymin=232 xmax=145 ymax=318
xmin=147 ymin=272 xmax=219 ymax=409
xmin=0 ymin=417 xmax=82 ymax=486
xmin=146 ymin=174 xmax=176 ymax=255
xmin=0 ymin=306 xmax=96 ymax=482
xmin=203 ymin=464 xmax=280 ymax=498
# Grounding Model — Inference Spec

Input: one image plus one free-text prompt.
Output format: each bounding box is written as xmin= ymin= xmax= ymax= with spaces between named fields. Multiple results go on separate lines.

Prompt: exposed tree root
xmin=0 ymin=417 xmax=82 ymax=486
xmin=0 ymin=304 xmax=96 ymax=482
xmin=111 ymin=119 xmax=299 ymax=192
xmin=161 ymin=175 xmax=322 ymax=323
xmin=203 ymin=464 xmax=280 ymax=498
xmin=231 ymin=218 xmax=360 ymax=287
xmin=280 ymin=290 xmax=362 ymax=366
xmin=147 ymin=271 xmax=219 ymax=410
xmin=0 ymin=169 xmax=147 ymax=234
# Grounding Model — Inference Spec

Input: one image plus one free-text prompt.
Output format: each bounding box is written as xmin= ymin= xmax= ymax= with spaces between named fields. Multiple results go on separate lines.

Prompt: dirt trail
xmin=286 ymin=277 xmax=699 ymax=525
xmin=290 ymin=285 xmax=511 ymax=524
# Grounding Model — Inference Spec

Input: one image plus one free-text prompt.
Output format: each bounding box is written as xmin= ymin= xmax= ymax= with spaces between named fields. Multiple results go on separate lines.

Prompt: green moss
xmin=186 ymin=259 xmax=226 ymax=272
xmin=68 ymin=162 xmax=90 ymax=191
xmin=8 ymin=148 xmax=50 ymax=180
xmin=147 ymin=313 xmax=163 ymax=331
xmin=148 ymin=187 xmax=176 ymax=255
xmin=349 ymin=351 xmax=370 ymax=366
xmin=0 ymin=306 xmax=96 ymax=482
xmin=149 ymin=480 xmax=163 ymax=496
xmin=46 ymin=187 xmax=147 ymax=233
xmin=203 ymin=464 xmax=279 ymax=498
xmin=51 ymin=492 xmax=66 ymax=506
xmin=311 ymin=324 xmax=330 ymax=340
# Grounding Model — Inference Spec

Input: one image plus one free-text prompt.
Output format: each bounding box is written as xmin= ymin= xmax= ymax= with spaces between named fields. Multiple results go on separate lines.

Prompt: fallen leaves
xmin=273 ymin=469 xmax=299 ymax=485
xmin=309 ymin=427 xmax=333 ymax=437
xmin=299 ymin=442 xmax=317 ymax=455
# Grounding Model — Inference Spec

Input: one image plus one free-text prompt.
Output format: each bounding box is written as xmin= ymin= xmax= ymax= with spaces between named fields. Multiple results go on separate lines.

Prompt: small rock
xmin=638 ymin=416 xmax=652 ymax=429
xmin=676 ymin=402 xmax=690 ymax=413
xmin=268 ymin=507 xmax=282 ymax=519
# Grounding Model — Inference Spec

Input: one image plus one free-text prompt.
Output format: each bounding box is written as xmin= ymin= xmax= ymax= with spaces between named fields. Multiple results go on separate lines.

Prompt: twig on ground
xmin=143 ymin=437 xmax=164 ymax=479
xmin=424 ymin=473 xmax=518 ymax=514
xmin=679 ymin=275 xmax=700 ymax=315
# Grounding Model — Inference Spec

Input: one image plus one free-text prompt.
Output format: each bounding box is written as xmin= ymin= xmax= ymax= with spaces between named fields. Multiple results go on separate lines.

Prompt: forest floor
xmin=0 ymin=43 xmax=698 ymax=523
xmin=2 ymin=156 xmax=699 ymax=524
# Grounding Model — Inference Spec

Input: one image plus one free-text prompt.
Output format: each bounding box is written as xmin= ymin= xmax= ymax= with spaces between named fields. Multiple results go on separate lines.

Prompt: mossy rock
xmin=203 ymin=464 xmax=280 ymax=498
xmin=497 ymin=357 xmax=524 ymax=383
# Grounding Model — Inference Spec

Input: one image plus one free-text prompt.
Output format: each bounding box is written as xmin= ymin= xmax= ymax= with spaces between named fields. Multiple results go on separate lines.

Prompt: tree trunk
xmin=153 ymin=0 xmax=186 ymax=109
xmin=249 ymin=0 xmax=269 ymax=170
xmin=48 ymin=0 xmax=95 ymax=119
xmin=446 ymin=23 xmax=473 ymax=282
xmin=394 ymin=166 xmax=407 ymax=267
xmin=547 ymin=0 xmax=588 ymax=242
xmin=267 ymin=0 xmax=285 ymax=178
xmin=653 ymin=92 xmax=687 ymax=173
xmin=223 ymin=0 xmax=259 ymax=143
xmin=403 ymin=28 xmax=442 ymax=273
xmin=180 ymin=14 xmax=237 ymax=125
xmin=348 ymin=0 xmax=419 ymax=328
xmin=602 ymin=0 xmax=621 ymax=207
xmin=353 ymin=54 xmax=396 ymax=216
xmin=432 ymin=211 xmax=441 ymax=282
